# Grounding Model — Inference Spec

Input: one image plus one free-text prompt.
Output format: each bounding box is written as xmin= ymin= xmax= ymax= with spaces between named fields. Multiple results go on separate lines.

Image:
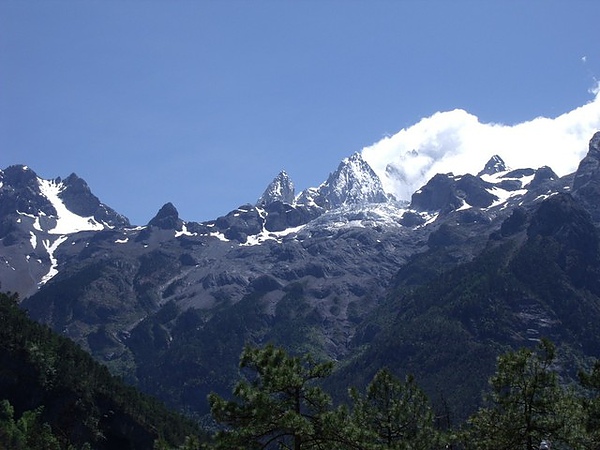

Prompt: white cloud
xmin=361 ymin=85 xmax=600 ymax=201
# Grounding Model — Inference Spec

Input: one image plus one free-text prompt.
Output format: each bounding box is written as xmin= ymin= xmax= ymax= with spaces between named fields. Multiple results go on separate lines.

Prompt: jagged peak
xmin=318 ymin=152 xmax=390 ymax=208
xmin=294 ymin=153 xmax=391 ymax=209
xmin=148 ymin=202 xmax=182 ymax=229
xmin=573 ymin=131 xmax=600 ymax=192
xmin=478 ymin=155 xmax=508 ymax=176
xmin=590 ymin=130 xmax=600 ymax=154
xmin=257 ymin=170 xmax=295 ymax=207
xmin=338 ymin=152 xmax=371 ymax=172
xmin=2 ymin=164 xmax=39 ymax=185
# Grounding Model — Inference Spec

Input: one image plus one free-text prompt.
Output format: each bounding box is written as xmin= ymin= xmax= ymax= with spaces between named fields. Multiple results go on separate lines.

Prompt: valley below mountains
xmin=2 ymin=132 xmax=600 ymax=421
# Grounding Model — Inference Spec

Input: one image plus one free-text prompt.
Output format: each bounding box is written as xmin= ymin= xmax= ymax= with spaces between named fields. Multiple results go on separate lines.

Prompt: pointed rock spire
xmin=572 ymin=131 xmax=600 ymax=222
xmin=257 ymin=170 xmax=295 ymax=207
xmin=478 ymin=155 xmax=507 ymax=176
xmin=148 ymin=202 xmax=182 ymax=229
xmin=316 ymin=153 xmax=390 ymax=208
xmin=573 ymin=131 xmax=600 ymax=191
xmin=58 ymin=172 xmax=130 ymax=227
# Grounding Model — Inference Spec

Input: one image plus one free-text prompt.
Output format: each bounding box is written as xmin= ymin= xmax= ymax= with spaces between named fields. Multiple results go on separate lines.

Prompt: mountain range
xmin=2 ymin=131 xmax=600 ymax=421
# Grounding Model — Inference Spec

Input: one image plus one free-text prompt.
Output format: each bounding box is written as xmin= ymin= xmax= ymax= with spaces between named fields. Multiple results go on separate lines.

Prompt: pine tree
xmin=465 ymin=339 xmax=582 ymax=450
xmin=578 ymin=360 xmax=600 ymax=448
xmin=208 ymin=344 xmax=338 ymax=449
xmin=0 ymin=400 xmax=61 ymax=450
xmin=347 ymin=368 xmax=438 ymax=450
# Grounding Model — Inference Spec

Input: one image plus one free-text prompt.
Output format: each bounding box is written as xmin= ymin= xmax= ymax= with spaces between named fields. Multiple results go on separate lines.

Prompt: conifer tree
xmin=465 ymin=339 xmax=581 ymax=450
xmin=208 ymin=344 xmax=338 ymax=449
xmin=578 ymin=360 xmax=600 ymax=448
xmin=0 ymin=400 xmax=61 ymax=450
xmin=347 ymin=368 xmax=438 ymax=450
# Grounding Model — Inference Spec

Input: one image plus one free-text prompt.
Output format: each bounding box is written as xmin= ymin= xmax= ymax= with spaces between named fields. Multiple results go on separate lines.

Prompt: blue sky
xmin=2 ymin=1 xmax=600 ymax=225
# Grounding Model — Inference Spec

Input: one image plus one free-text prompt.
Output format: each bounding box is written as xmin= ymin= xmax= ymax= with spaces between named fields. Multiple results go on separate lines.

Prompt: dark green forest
xmin=0 ymin=291 xmax=205 ymax=449
xmin=207 ymin=341 xmax=600 ymax=449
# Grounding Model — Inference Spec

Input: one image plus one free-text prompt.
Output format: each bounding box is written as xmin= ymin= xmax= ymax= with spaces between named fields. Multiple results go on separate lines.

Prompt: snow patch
xmin=38 ymin=178 xmax=104 ymax=234
xmin=242 ymin=225 xmax=306 ymax=247
xmin=175 ymin=223 xmax=197 ymax=237
xmin=210 ymin=231 xmax=230 ymax=242
xmin=30 ymin=231 xmax=37 ymax=250
xmin=39 ymin=235 xmax=68 ymax=286
xmin=456 ymin=201 xmax=472 ymax=211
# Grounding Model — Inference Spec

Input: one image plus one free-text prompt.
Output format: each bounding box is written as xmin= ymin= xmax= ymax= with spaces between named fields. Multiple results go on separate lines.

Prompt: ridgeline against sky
xmin=1 ymin=2 xmax=600 ymax=224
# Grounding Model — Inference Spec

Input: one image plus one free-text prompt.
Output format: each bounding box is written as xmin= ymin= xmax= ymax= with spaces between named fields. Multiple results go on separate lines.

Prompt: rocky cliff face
xmin=573 ymin=131 xmax=600 ymax=221
xmin=0 ymin=165 xmax=129 ymax=295
xmin=296 ymin=153 xmax=391 ymax=209
xmin=257 ymin=170 xmax=295 ymax=206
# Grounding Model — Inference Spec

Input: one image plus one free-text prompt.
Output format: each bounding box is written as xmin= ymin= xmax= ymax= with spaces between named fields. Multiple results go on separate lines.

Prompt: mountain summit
xmin=297 ymin=153 xmax=391 ymax=209
xmin=478 ymin=155 xmax=508 ymax=176
xmin=257 ymin=170 xmax=295 ymax=207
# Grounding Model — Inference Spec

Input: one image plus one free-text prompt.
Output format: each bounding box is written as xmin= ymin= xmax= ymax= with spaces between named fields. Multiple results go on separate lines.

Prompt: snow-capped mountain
xmin=2 ymin=131 xmax=600 ymax=420
xmin=0 ymin=138 xmax=578 ymax=297
xmin=257 ymin=170 xmax=295 ymax=206
xmin=0 ymin=165 xmax=129 ymax=236
xmin=296 ymin=153 xmax=392 ymax=209
xmin=477 ymin=154 xmax=508 ymax=176
xmin=0 ymin=165 xmax=129 ymax=295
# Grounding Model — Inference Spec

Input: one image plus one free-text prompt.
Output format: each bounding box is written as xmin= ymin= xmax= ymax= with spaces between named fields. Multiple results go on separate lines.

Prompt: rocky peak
xmin=573 ymin=131 xmax=600 ymax=191
xmin=303 ymin=153 xmax=390 ymax=209
xmin=257 ymin=170 xmax=295 ymax=207
xmin=1 ymin=165 xmax=39 ymax=187
xmin=591 ymin=131 xmax=600 ymax=154
xmin=410 ymin=172 xmax=497 ymax=213
xmin=410 ymin=173 xmax=463 ymax=213
xmin=526 ymin=166 xmax=558 ymax=189
xmin=572 ymin=131 xmax=600 ymax=223
xmin=478 ymin=155 xmax=507 ymax=176
xmin=57 ymin=172 xmax=130 ymax=228
xmin=58 ymin=173 xmax=100 ymax=217
xmin=148 ymin=202 xmax=182 ymax=230
xmin=0 ymin=165 xmax=55 ymax=218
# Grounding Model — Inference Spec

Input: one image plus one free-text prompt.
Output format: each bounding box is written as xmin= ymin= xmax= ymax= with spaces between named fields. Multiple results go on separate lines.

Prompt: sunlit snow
xmin=39 ymin=235 xmax=68 ymax=286
xmin=175 ymin=223 xmax=197 ymax=237
xmin=242 ymin=225 xmax=306 ymax=246
xmin=209 ymin=231 xmax=230 ymax=242
xmin=38 ymin=178 xmax=104 ymax=234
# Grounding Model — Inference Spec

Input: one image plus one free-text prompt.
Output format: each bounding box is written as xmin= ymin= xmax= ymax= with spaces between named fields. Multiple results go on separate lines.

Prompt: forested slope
xmin=0 ymin=291 xmax=206 ymax=449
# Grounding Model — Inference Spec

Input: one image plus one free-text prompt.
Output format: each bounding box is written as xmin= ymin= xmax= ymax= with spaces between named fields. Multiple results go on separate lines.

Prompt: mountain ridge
xmin=1 ymin=131 xmax=599 ymax=421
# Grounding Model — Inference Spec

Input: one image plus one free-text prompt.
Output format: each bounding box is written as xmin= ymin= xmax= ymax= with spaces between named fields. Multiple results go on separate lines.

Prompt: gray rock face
xmin=298 ymin=153 xmax=391 ymax=209
xmin=60 ymin=173 xmax=130 ymax=228
xmin=257 ymin=171 xmax=295 ymax=206
xmin=410 ymin=173 xmax=463 ymax=212
xmin=148 ymin=202 xmax=182 ymax=230
xmin=478 ymin=155 xmax=507 ymax=176
xmin=0 ymin=165 xmax=55 ymax=221
xmin=215 ymin=205 xmax=264 ymax=243
xmin=572 ymin=131 xmax=600 ymax=221
xmin=410 ymin=173 xmax=496 ymax=213
xmin=0 ymin=166 xmax=129 ymax=232
xmin=526 ymin=166 xmax=558 ymax=189
xmin=0 ymin=165 xmax=131 ymax=296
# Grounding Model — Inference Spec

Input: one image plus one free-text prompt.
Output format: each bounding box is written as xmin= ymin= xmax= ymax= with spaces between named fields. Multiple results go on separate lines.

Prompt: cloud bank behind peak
xmin=361 ymin=86 xmax=600 ymax=201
